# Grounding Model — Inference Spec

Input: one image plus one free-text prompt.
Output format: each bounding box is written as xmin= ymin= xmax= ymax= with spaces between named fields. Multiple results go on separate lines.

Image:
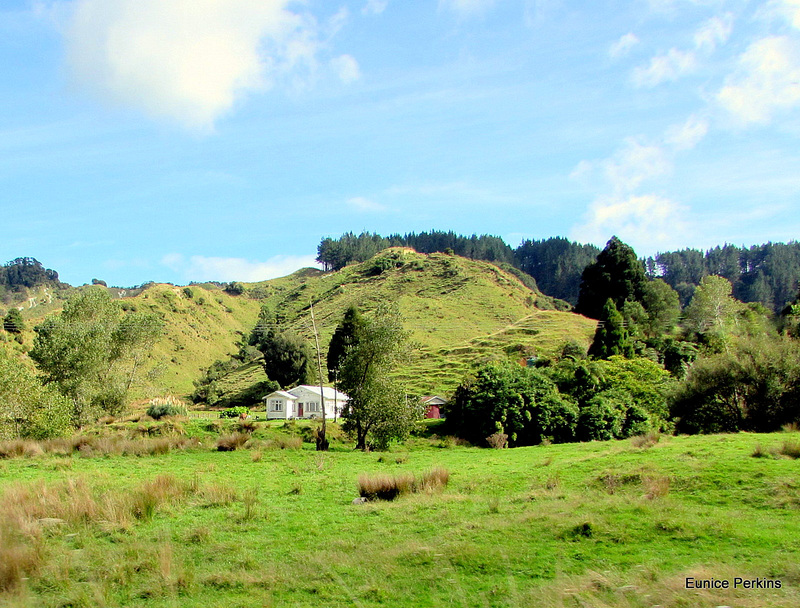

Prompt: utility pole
xmin=309 ymin=301 xmax=329 ymax=451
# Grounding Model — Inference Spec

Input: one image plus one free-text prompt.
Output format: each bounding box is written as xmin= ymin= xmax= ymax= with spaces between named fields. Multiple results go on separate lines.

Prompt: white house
xmin=262 ymin=385 xmax=349 ymax=420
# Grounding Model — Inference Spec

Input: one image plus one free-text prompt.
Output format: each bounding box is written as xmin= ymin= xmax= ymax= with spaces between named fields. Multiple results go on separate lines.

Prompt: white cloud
xmin=347 ymin=196 xmax=386 ymax=212
xmin=64 ymin=0 xmax=322 ymax=131
xmin=162 ymin=253 xmax=319 ymax=282
xmin=609 ymin=33 xmax=639 ymax=59
xmin=331 ymin=54 xmax=361 ymax=83
xmin=571 ymin=194 xmax=689 ymax=252
xmin=717 ymin=36 xmax=800 ymax=125
xmin=362 ymin=0 xmax=388 ymax=15
xmin=440 ymin=0 xmax=496 ymax=16
xmin=601 ymin=138 xmax=672 ymax=194
xmin=770 ymin=0 xmax=800 ymax=30
xmin=694 ymin=13 xmax=733 ymax=51
xmin=632 ymin=48 xmax=696 ymax=87
xmin=664 ymin=114 xmax=709 ymax=150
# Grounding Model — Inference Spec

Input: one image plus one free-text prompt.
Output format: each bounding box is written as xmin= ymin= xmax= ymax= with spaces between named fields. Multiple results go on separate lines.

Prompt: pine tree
xmin=576 ymin=237 xmax=648 ymax=320
xmin=588 ymin=299 xmax=633 ymax=359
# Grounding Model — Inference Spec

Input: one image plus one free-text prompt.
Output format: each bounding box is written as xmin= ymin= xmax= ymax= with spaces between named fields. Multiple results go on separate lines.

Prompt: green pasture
xmin=1 ymin=428 xmax=798 ymax=607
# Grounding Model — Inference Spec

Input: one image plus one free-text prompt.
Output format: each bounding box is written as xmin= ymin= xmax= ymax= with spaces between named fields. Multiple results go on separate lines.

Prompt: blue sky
xmin=2 ymin=0 xmax=800 ymax=286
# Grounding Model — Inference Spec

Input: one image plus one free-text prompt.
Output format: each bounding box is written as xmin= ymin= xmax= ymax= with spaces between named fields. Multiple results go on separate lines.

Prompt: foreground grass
xmin=0 ymin=431 xmax=798 ymax=607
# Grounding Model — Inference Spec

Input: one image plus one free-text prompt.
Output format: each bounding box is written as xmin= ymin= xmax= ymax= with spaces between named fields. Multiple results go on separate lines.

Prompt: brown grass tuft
xmin=643 ymin=474 xmax=670 ymax=500
xmin=264 ymin=436 xmax=303 ymax=450
xmin=215 ymin=433 xmax=250 ymax=452
xmin=631 ymin=431 xmax=661 ymax=449
xmin=358 ymin=467 xmax=450 ymax=501
xmin=779 ymin=440 xmax=800 ymax=459
xmin=486 ymin=432 xmax=508 ymax=449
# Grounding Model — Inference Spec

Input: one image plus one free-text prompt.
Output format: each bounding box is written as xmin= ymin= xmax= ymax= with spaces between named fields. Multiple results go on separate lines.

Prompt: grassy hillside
xmin=0 ymin=428 xmax=798 ymax=607
xmin=228 ymin=248 xmax=596 ymax=397
xmin=3 ymin=250 xmax=596 ymax=401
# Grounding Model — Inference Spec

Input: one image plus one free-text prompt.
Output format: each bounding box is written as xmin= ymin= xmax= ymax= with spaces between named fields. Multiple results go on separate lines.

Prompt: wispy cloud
xmin=347 ymin=196 xmax=387 ymax=212
xmin=162 ymin=253 xmax=319 ymax=282
xmin=362 ymin=0 xmax=388 ymax=15
xmin=632 ymin=48 xmax=696 ymax=87
xmin=331 ymin=54 xmax=361 ymax=83
xmin=440 ymin=0 xmax=497 ymax=16
xmin=571 ymin=194 xmax=689 ymax=252
xmin=717 ymin=36 xmax=800 ymax=125
xmin=62 ymin=0 xmax=326 ymax=131
xmin=694 ymin=13 xmax=733 ymax=51
xmin=664 ymin=114 xmax=709 ymax=150
xmin=609 ymin=33 xmax=639 ymax=59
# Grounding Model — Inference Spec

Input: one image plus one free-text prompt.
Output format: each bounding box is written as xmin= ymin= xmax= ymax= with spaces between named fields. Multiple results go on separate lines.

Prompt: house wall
xmin=265 ymin=396 xmax=294 ymax=420
xmin=289 ymin=386 xmax=343 ymax=419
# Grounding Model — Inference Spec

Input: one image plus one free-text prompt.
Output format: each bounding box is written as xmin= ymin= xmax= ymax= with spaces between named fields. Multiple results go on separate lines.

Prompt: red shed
xmin=421 ymin=395 xmax=447 ymax=419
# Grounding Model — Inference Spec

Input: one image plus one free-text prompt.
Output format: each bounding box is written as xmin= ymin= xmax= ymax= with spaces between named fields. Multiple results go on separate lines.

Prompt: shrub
xmin=220 ymin=407 xmax=250 ymax=419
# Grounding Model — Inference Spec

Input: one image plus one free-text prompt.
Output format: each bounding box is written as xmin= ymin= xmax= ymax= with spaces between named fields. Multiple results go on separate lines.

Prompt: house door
xmin=298 ymin=402 xmax=304 ymax=417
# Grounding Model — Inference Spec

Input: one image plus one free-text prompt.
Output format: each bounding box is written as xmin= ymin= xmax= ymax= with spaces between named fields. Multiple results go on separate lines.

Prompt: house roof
xmin=421 ymin=395 xmax=447 ymax=404
xmin=262 ymin=390 xmax=297 ymax=401
xmin=291 ymin=385 xmax=349 ymax=401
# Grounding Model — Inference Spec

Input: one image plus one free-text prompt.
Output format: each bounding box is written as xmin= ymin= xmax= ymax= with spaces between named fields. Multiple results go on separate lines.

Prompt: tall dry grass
xmin=0 ymin=435 xmax=199 ymax=460
xmin=358 ymin=467 xmax=450 ymax=501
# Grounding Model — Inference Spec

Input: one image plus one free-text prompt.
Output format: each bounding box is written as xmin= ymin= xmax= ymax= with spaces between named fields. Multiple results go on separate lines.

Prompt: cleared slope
xmin=225 ymin=248 xmax=596 ymax=397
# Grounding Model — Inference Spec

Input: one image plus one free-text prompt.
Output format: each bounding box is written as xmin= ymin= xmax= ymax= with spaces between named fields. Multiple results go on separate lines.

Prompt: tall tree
xmin=327 ymin=305 xmax=365 ymax=382
xmin=29 ymin=288 xmax=163 ymax=424
xmin=337 ymin=304 xmax=422 ymax=450
xmin=588 ymin=299 xmax=634 ymax=359
xmin=575 ymin=237 xmax=648 ymax=320
xmin=252 ymin=325 xmax=312 ymax=389
xmin=682 ymin=275 xmax=742 ymax=348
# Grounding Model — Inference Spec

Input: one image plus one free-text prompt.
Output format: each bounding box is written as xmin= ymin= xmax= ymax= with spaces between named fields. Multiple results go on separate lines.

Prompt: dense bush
xmin=671 ymin=336 xmax=800 ymax=434
xmin=220 ymin=406 xmax=250 ymax=419
xmin=0 ymin=350 xmax=71 ymax=440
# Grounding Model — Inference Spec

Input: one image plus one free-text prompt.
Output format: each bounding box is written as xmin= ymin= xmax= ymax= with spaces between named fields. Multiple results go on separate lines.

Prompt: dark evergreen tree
xmin=576 ymin=237 xmax=648 ymax=320
xmin=249 ymin=306 xmax=312 ymax=388
xmin=3 ymin=308 xmax=25 ymax=334
xmin=327 ymin=305 xmax=366 ymax=381
xmin=588 ymin=299 xmax=633 ymax=359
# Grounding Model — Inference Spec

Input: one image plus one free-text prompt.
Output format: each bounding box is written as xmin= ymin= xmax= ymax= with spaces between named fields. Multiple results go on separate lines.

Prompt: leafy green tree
xmin=3 ymin=308 xmax=25 ymax=334
xmin=327 ymin=305 xmax=365 ymax=381
xmin=254 ymin=327 xmax=312 ymax=389
xmin=0 ymin=349 xmax=71 ymax=439
xmin=576 ymin=237 xmax=648 ymax=320
xmin=337 ymin=304 xmax=422 ymax=450
xmin=448 ymin=362 xmax=578 ymax=447
xmin=671 ymin=336 xmax=800 ymax=434
xmin=682 ymin=275 xmax=742 ymax=349
xmin=29 ymin=288 xmax=163 ymax=424
xmin=588 ymin=299 xmax=634 ymax=359
xmin=640 ymin=279 xmax=681 ymax=337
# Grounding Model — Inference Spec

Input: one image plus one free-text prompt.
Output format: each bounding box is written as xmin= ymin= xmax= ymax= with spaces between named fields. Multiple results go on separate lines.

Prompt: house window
xmin=269 ymin=399 xmax=283 ymax=412
xmin=306 ymin=401 xmax=319 ymax=413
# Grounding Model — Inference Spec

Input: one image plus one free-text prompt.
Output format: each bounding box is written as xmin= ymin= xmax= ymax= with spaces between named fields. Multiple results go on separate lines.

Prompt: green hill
xmin=185 ymin=248 xmax=596 ymax=400
xmin=3 ymin=250 xmax=596 ymax=402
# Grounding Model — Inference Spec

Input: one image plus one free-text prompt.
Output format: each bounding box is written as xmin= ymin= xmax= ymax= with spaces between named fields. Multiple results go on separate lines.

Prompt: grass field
xmin=1 ymin=424 xmax=798 ymax=607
